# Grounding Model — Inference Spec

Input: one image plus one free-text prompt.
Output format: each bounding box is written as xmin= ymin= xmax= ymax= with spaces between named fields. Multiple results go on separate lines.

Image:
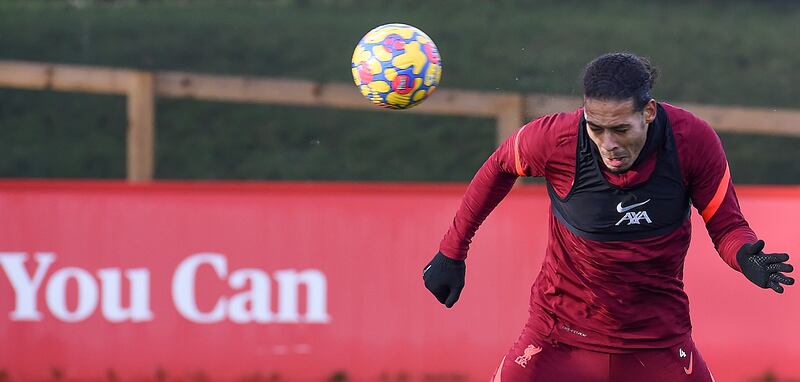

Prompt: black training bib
xmin=546 ymin=104 xmax=690 ymax=242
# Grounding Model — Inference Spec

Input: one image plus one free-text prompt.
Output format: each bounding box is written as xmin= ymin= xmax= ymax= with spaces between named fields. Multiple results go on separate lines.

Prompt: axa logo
xmin=615 ymin=199 xmax=652 ymax=226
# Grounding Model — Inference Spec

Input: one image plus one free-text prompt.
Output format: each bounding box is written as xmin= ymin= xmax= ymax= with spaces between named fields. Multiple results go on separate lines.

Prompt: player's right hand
xmin=736 ymin=240 xmax=794 ymax=293
xmin=423 ymin=251 xmax=466 ymax=308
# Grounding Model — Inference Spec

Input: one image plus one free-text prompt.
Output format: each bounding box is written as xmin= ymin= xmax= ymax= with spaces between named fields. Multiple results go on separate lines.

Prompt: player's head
xmin=582 ymin=52 xmax=658 ymax=173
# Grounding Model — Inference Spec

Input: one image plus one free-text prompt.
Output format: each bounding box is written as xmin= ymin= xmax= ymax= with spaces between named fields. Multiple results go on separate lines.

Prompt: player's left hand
xmin=736 ymin=240 xmax=794 ymax=293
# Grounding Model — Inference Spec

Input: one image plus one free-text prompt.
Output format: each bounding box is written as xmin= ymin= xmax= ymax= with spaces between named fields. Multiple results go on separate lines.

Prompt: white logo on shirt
xmin=616 ymin=199 xmax=651 ymax=213
xmin=616 ymin=210 xmax=653 ymax=226
xmin=615 ymin=199 xmax=653 ymax=226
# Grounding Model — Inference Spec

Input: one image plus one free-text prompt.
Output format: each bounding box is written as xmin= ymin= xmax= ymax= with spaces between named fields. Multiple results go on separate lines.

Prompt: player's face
xmin=583 ymin=98 xmax=656 ymax=173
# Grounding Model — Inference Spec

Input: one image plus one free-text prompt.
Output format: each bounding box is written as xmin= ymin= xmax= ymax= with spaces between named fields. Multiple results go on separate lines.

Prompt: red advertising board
xmin=0 ymin=181 xmax=798 ymax=381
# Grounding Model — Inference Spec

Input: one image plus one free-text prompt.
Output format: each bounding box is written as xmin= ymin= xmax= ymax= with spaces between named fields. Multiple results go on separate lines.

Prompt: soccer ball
xmin=351 ymin=23 xmax=442 ymax=110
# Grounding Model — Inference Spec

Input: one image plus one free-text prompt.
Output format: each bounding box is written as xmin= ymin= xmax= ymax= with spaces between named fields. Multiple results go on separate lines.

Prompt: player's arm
xmin=687 ymin=118 xmax=794 ymax=293
xmin=423 ymin=117 xmax=554 ymax=307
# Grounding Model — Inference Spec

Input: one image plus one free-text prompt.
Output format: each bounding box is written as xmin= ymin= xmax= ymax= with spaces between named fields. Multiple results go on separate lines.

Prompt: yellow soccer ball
xmin=351 ymin=23 xmax=442 ymax=109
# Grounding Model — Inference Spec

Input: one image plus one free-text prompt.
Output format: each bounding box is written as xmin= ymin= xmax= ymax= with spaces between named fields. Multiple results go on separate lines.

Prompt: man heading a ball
xmin=423 ymin=52 xmax=794 ymax=381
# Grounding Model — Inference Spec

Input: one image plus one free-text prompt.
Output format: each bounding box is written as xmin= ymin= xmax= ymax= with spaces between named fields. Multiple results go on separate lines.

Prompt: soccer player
xmin=422 ymin=52 xmax=794 ymax=381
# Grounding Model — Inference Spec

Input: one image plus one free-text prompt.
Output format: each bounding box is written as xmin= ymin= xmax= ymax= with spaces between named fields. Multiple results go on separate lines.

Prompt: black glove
xmin=423 ymin=251 xmax=466 ymax=308
xmin=736 ymin=240 xmax=794 ymax=293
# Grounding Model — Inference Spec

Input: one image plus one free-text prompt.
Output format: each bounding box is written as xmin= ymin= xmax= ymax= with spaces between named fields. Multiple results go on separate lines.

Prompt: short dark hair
xmin=582 ymin=52 xmax=658 ymax=111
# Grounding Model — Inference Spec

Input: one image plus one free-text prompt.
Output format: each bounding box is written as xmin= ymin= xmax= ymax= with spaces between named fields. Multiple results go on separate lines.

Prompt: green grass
xmin=0 ymin=89 xmax=127 ymax=178
xmin=0 ymin=0 xmax=799 ymax=182
xmin=154 ymin=99 xmax=495 ymax=181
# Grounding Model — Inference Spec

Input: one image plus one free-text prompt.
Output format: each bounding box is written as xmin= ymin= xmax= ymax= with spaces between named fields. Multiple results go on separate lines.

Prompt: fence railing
xmin=1 ymin=60 xmax=799 ymax=181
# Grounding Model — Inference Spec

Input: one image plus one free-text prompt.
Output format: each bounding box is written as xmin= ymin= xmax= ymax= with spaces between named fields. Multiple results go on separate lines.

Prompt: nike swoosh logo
xmin=684 ymin=352 xmax=693 ymax=375
xmin=616 ymin=199 xmax=651 ymax=213
xmin=423 ymin=264 xmax=432 ymax=276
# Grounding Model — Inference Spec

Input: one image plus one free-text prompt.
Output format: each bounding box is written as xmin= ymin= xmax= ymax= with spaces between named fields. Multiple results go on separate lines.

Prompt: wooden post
xmin=495 ymin=94 xmax=525 ymax=145
xmin=525 ymin=93 xmax=582 ymax=119
xmin=1 ymin=60 xmax=800 ymax=181
xmin=126 ymin=71 xmax=155 ymax=182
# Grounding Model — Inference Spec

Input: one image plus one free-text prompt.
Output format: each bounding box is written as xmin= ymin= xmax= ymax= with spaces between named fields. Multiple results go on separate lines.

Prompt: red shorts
xmin=491 ymin=325 xmax=715 ymax=382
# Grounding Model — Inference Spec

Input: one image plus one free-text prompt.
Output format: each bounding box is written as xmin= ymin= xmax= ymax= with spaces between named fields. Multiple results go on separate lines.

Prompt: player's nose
xmin=600 ymin=132 xmax=620 ymax=152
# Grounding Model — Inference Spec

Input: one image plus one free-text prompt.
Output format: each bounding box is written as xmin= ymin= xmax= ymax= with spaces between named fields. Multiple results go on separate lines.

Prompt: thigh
xmin=491 ymin=325 xmax=609 ymax=382
xmin=609 ymin=336 xmax=715 ymax=382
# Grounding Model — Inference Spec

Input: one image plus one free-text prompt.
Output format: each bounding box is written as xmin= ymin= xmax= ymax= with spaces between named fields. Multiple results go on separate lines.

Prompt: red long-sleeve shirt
xmin=439 ymin=102 xmax=756 ymax=352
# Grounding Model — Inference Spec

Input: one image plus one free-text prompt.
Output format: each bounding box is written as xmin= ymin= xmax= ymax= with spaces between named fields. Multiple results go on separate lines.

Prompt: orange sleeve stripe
xmin=513 ymin=125 xmax=528 ymax=176
xmin=701 ymin=162 xmax=731 ymax=223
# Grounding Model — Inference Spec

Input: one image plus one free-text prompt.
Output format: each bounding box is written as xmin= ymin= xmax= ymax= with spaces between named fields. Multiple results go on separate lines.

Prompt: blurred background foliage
xmin=0 ymin=0 xmax=798 ymax=182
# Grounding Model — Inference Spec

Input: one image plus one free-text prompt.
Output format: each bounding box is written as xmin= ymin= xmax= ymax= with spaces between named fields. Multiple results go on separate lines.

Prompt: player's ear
xmin=643 ymin=99 xmax=657 ymax=124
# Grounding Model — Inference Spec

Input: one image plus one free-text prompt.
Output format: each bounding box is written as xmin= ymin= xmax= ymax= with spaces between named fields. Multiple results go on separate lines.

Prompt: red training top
xmin=439 ymin=102 xmax=756 ymax=352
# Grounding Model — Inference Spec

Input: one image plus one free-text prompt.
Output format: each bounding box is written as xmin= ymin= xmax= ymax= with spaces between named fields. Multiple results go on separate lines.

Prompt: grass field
xmin=0 ymin=0 xmax=799 ymax=182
